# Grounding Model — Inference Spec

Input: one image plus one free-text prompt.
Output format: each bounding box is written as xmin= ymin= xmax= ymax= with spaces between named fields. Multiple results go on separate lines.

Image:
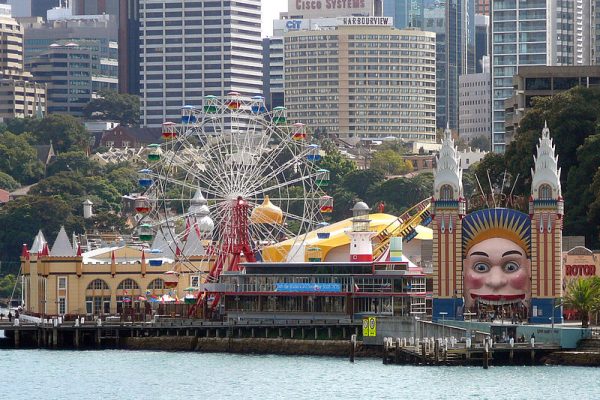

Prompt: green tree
xmin=83 ymin=89 xmax=140 ymax=126
xmin=318 ymin=150 xmax=356 ymax=190
xmin=46 ymin=151 xmax=102 ymax=177
xmin=3 ymin=117 xmax=38 ymax=136
xmin=105 ymin=164 xmax=139 ymax=196
xmin=564 ymin=134 xmax=600 ymax=244
xmin=341 ymin=169 xmax=386 ymax=201
xmin=370 ymin=149 xmax=412 ymax=176
xmin=86 ymin=211 xmax=128 ymax=232
xmin=564 ymin=277 xmax=600 ymax=328
xmin=0 ymin=171 xmax=20 ymax=191
xmin=470 ymin=152 xmax=508 ymax=194
xmin=0 ymin=195 xmax=84 ymax=263
xmin=0 ymin=274 xmax=20 ymax=299
xmin=32 ymin=114 xmax=90 ymax=153
xmin=0 ymin=132 xmax=45 ymax=184
xmin=370 ymin=173 xmax=433 ymax=215
xmin=469 ymin=135 xmax=491 ymax=151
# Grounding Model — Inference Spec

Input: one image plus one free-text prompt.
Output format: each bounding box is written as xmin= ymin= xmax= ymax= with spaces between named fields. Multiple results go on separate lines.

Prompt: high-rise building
xmin=72 ymin=0 xmax=119 ymax=16
xmin=424 ymin=1 xmax=476 ymax=130
xmin=459 ymin=66 xmax=491 ymax=146
xmin=475 ymin=14 xmax=489 ymax=73
xmin=0 ymin=4 xmax=46 ymax=120
xmin=118 ymin=0 xmax=139 ymax=94
xmin=139 ymin=0 xmax=262 ymax=127
xmin=27 ymin=40 xmax=118 ymax=116
xmin=20 ymin=12 xmax=118 ymax=65
xmin=491 ymin=0 xmax=597 ymax=152
xmin=284 ymin=21 xmax=436 ymax=141
xmin=382 ymin=0 xmax=424 ymax=29
xmin=262 ymin=37 xmax=284 ymax=110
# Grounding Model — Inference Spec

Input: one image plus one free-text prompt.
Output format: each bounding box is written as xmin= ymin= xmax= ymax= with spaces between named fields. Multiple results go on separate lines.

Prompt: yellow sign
xmin=362 ymin=317 xmax=377 ymax=337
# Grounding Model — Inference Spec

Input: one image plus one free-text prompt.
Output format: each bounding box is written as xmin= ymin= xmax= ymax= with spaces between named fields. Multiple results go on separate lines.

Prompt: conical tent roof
xmin=150 ymin=225 xmax=180 ymax=259
xmin=51 ymin=226 xmax=74 ymax=256
xmin=182 ymin=227 xmax=205 ymax=257
xmin=31 ymin=230 xmax=47 ymax=254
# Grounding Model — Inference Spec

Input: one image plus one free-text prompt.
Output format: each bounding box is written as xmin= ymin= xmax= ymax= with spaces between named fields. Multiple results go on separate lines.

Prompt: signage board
xmin=275 ymin=282 xmax=342 ymax=292
xmin=362 ymin=317 xmax=377 ymax=337
xmin=339 ymin=16 xmax=393 ymax=26
xmin=288 ymin=0 xmax=374 ymax=18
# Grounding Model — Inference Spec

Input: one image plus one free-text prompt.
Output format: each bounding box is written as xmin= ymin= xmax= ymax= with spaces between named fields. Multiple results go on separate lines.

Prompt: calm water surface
xmin=0 ymin=348 xmax=598 ymax=400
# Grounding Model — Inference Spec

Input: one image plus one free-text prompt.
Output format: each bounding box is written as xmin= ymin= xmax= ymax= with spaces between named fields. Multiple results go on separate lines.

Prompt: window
xmin=87 ymin=279 xmax=109 ymax=290
xmin=191 ymin=276 xmax=200 ymax=287
xmin=148 ymin=278 xmax=165 ymax=289
xmin=58 ymin=277 xmax=67 ymax=290
xmin=58 ymin=297 xmax=66 ymax=314
xmin=440 ymin=184 xmax=454 ymax=200
xmin=539 ymin=184 xmax=552 ymax=200
xmin=118 ymin=279 xmax=140 ymax=290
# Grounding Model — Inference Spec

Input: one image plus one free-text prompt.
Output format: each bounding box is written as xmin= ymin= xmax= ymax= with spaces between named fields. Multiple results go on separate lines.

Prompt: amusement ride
xmin=134 ymin=93 xmax=331 ymax=312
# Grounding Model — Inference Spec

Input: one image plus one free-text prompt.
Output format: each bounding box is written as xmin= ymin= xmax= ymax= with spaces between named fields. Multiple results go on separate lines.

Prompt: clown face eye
xmin=473 ymin=262 xmax=490 ymax=273
xmin=503 ymin=261 xmax=520 ymax=273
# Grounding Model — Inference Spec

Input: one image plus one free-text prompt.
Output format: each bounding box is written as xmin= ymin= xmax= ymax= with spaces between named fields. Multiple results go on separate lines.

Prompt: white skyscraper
xmin=139 ymin=0 xmax=262 ymax=127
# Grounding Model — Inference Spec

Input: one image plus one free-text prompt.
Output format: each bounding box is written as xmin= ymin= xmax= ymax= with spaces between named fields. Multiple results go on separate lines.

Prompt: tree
xmin=46 ymin=151 xmax=102 ymax=177
xmin=0 ymin=195 xmax=84 ymax=263
xmin=0 ymin=274 xmax=20 ymax=299
xmin=564 ymin=277 xmax=600 ymax=328
xmin=370 ymin=173 xmax=433 ymax=215
xmin=0 ymin=171 xmax=20 ymax=191
xmin=32 ymin=114 xmax=90 ymax=153
xmin=105 ymin=165 xmax=140 ymax=196
xmin=0 ymin=132 xmax=45 ymax=184
xmin=341 ymin=169 xmax=386 ymax=201
xmin=370 ymin=149 xmax=412 ymax=176
xmin=469 ymin=135 xmax=491 ymax=151
xmin=318 ymin=150 xmax=357 ymax=190
xmin=470 ymin=153 xmax=508 ymax=195
xmin=83 ymin=89 xmax=140 ymax=126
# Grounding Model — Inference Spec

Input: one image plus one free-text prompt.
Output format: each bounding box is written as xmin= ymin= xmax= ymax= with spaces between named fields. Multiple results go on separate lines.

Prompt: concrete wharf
xmin=0 ymin=318 xmax=361 ymax=349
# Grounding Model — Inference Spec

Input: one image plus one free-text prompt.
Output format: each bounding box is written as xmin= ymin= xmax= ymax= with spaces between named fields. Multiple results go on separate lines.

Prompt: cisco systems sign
xmin=289 ymin=0 xmax=374 ymax=18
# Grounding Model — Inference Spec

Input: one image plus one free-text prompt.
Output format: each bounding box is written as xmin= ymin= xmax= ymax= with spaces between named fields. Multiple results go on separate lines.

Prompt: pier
xmin=382 ymin=337 xmax=561 ymax=367
xmin=0 ymin=317 xmax=361 ymax=350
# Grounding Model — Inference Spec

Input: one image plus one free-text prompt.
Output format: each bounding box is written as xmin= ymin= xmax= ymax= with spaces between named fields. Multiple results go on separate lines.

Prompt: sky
xmin=262 ymin=0 xmax=288 ymax=37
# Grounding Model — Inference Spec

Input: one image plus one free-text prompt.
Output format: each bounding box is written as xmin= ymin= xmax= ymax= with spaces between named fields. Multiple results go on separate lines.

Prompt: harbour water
xmin=0 ymin=348 xmax=598 ymax=400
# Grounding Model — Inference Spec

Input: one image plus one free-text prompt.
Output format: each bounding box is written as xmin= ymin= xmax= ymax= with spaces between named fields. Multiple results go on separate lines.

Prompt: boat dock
xmin=0 ymin=317 xmax=361 ymax=349
xmin=382 ymin=336 xmax=561 ymax=367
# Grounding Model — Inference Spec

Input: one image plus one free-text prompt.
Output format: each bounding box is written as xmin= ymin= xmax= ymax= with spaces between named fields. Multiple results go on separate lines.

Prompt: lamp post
xmin=464 ymin=311 xmax=476 ymax=347
xmin=439 ymin=311 xmax=448 ymax=340
xmin=410 ymin=311 xmax=425 ymax=347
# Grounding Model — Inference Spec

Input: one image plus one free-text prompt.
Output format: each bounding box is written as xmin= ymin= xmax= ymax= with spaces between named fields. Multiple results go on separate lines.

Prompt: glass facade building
xmin=424 ymin=0 xmax=476 ymax=130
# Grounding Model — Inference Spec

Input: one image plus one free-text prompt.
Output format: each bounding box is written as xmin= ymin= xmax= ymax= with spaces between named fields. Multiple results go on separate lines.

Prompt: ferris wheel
xmin=134 ymin=93 xmax=331 ymax=282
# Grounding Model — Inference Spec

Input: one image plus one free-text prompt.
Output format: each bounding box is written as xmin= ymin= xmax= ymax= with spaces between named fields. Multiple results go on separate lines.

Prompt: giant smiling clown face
xmin=463 ymin=237 xmax=531 ymax=309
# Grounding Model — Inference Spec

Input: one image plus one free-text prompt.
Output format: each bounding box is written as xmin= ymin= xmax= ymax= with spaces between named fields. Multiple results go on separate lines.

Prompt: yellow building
xmin=21 ymin=228 xmax=210 ymax=318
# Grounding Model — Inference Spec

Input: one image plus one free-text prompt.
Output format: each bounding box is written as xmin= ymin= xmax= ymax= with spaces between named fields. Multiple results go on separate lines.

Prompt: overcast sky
xmin=262 ymin=0 xmax=288 ymax=37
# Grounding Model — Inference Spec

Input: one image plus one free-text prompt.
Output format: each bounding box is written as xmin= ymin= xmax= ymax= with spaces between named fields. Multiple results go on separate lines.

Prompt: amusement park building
xmin=138 ymin=0 xmax=263 ymax=127
xmin=20 ymin=228 xmax=211 ymax=318
xmin=283 ymin=24 xmax=436 ymax=141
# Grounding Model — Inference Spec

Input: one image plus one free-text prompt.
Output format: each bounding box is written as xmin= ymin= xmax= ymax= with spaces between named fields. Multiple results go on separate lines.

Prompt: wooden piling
xmin=349 ymin=334 xmax=356 ymax=363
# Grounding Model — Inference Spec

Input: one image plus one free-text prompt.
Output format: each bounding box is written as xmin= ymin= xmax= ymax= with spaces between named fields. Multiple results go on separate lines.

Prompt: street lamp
xmin=439 ymin=311 xmax=448 ymax=339
xmin=464 ymin=311 xmax=476 ymax=347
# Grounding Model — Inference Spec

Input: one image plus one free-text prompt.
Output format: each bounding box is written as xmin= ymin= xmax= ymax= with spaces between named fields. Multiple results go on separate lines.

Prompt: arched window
xmin=148 ymin=278 xmax=165 ymax=289
xmin=87 ymin=279 xmax=109 ymax=290
xmin=440 ymin=184 xmax=454 ymax=200
xmin=118 ymin=279 xmax=140 ymax=290
xmin=539 ymin=184 xmax=552 ymax=200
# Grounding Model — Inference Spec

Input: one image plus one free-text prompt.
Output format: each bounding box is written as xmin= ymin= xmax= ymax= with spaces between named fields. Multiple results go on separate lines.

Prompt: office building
xmin=262 ymin=37 xmax=284 ymax=110
xmin=424 ymin=1 xmax=476 ymax=130
xmin=504 ymin=65 xmax=600 ymax=142
xmin=476 ymin=0 xmax=490 ymax=15
xmin=475 ymin=14 xmax=488 ymax=73
xmin=284 ymin=21 xmax=436 ymax=141
xmin=118 ymin=0 xmax=139 ymax=94
xmin=21 ymin=12 xmax=118 ymax=65
xmin=0 ymin=4 xmax=46 ymax=121
xmin=382 ymin=0 xmax=424 ymax=29
xmin=27 ymin=40 xmax=118 ymax=116
xmin=139 ymin=0 xmax=262 ymax=127
xmin=459 ymin=68 xmax=491 ymax=146
xmin=491 ymin=0 xmax=597 ymax=152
